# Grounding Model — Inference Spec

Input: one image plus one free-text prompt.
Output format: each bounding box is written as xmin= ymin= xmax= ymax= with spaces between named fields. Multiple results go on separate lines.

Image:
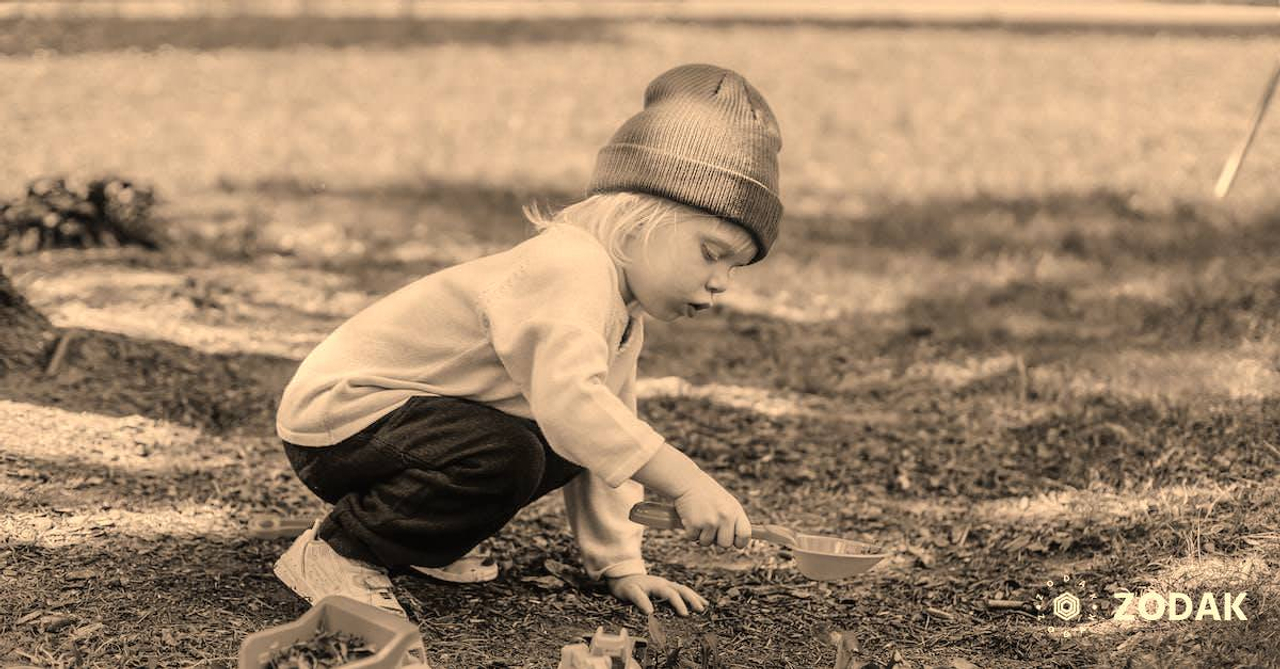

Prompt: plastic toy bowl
xmin=239 ymin=595 xmax=430 ymax=668
xmin=784 ymin=533 xmax=886 ymax=581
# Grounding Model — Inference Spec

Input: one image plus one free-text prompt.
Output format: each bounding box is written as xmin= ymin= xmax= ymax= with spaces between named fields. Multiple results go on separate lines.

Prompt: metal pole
xmin=1215 ymin=59 xmax=1280 ymax=198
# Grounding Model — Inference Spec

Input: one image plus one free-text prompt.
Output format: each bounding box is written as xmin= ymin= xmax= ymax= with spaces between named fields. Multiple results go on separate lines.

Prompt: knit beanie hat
xmin=588 ymin=63 xmax=783 ymax=264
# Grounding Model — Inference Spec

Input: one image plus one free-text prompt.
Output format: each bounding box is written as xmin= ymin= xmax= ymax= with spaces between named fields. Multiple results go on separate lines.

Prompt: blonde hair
xmin=523 ymin=192 xmax=755 ymax=267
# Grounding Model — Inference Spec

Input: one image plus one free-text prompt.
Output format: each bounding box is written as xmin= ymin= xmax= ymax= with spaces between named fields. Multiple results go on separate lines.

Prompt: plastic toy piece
xmin=558 ymin=646 xmax=612 ymax=669
xmin=247 ymin=515 xmax=315 ymax=539
xmin=239 ymin=595 xmax=430 ymax=668
xmin=629 ymin=501 xmax=887 ymax=581
xmin=558 ymin=627 xmax=644 ymax=669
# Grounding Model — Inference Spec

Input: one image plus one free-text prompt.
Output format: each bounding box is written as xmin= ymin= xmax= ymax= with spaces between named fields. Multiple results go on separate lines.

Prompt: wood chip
xmin=71 ymin=622 xmax=105 ymax=639
xmin=520 ymin=575 xmax=564 ymax=590
xmin=37 ymin=614 xmax=75 ymax=632
xmin=16 ymin=611 xmax=42 ymax=625
xmin=829 ymin=630 xmax=867 ymax=669
xmin=925 ymin=607 xmax=956 ymax=620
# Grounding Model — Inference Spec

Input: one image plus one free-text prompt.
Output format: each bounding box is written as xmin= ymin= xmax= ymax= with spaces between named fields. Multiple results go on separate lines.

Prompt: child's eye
xmin=701 ymin=245 xmax=719 ymax=263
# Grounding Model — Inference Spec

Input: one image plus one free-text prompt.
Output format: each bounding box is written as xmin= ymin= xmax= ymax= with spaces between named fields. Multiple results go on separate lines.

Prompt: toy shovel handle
xmin=629 ymin=501 xmax=683 ymax=529
xmin=754 ymin=523 xmax=798 ymax=549
xmin=247 ymin=515 xmax=314 ymax=539
xmin=628 ymin=502 xmax=795 ymax=547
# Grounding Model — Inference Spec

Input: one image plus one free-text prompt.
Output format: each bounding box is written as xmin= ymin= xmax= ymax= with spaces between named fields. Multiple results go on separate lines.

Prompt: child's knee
xmin=390 ymin=398 xmax=555 ymax=506
xmin=488 ymin=431 xmax=547 ymax=506
xmin=426 ymin=425 xmax=547 ymax=507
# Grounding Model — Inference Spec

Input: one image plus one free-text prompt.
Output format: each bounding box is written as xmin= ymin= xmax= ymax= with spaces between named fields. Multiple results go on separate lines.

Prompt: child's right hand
xmin=673 ymin=480 xmax=752 ymax=549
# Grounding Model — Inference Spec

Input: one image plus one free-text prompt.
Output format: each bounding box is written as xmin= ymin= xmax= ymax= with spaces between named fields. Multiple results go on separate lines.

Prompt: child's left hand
xmin=607 ymin=574 xmax=708 ymax=616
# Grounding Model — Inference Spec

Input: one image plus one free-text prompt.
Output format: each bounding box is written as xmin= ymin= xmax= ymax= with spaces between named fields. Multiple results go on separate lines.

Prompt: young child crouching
xmin=273 ymin=63 xmax=785 ymax=619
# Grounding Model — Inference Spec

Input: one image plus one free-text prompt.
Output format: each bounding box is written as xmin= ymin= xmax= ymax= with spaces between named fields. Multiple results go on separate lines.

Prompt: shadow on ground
xmin=0 ymin=327 xmax=296 ymax=434
xmin=220 ymin=179 xmax=1280 ymax=270
xmin=691 ymin=15 xmax=1280 ymax=37
xmin=1 ymin=13 xmax=1276 ymax=57
xmin=0 ymin=16 xmax=622 ymax=54
xmin=786 ymin=188 xmax=1280 ymax=266
xmin=216 ymin=175 xmax=579 ymax=249
xmin=10 ymin=183 xmax=1280 ymax=437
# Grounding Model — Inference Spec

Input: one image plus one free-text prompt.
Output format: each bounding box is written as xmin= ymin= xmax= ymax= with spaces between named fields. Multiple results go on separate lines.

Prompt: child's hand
xmin=674 ymin=479 xmax=752 ymax=549
xmin=607 ymin=574 xmax=708 ymax=616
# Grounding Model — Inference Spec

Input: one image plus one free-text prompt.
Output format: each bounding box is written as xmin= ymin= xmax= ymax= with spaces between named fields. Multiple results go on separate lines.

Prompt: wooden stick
xmin=925 ymin=607 xmax=957 ymax=620
xmin=1015 ymin=354 xmax=1028 ymax=402
xmin=985 ymin=599 xmax=1028 ymax=610
xmin=1215 ymin=59 xmax=1280 ymax=198
xmin=44 ymin=329 xmax=76 ymax=377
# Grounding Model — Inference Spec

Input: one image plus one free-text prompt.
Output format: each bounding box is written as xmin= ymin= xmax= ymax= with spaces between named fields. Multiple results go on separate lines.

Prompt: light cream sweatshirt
xmin=276 ymin=224 xmax=663 ymax=579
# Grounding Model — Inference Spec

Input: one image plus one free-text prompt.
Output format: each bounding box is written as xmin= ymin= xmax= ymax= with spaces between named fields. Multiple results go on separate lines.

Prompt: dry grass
xmin=1 ymin=22 xmax=1279 ymax=207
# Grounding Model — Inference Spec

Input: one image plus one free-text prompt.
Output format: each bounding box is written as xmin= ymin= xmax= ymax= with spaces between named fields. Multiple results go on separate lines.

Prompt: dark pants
xmin=283 ymin=395 xmax=583 ymax=569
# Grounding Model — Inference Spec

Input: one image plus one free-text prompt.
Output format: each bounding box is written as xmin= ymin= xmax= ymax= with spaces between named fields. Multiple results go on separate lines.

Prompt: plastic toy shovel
xmin=629 ymin=501 xmax=887 ymax=581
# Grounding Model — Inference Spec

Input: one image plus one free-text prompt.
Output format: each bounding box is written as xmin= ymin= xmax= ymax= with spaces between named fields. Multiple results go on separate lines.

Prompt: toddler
xmin=274 ymin=63 xmax=784 ymax=619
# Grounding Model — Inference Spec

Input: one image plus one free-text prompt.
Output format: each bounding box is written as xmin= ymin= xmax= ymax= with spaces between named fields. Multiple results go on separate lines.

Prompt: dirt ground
xmin=5 ymin=191 xmax=1280 ymax=667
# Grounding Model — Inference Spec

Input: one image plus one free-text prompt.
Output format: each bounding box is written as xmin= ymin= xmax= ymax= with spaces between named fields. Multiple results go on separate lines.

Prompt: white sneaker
xmin=273 ymin=523 xmax=408 ymax=618
xmin=410 ymin=544 xmax=499 ymax=583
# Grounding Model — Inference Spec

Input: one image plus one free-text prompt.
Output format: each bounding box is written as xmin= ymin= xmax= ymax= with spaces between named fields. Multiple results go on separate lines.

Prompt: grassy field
xmin=3 ymin=15 xmax=1280 ymax=669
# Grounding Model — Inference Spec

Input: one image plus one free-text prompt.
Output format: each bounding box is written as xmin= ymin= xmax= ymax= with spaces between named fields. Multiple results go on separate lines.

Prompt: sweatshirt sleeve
xmin=563 ymin=330 xmax=647 ymax=580
xmin=477 ymin=246 xmax=666 ymax=488
xmin=564 ymin=473 xmax=646 ymax=579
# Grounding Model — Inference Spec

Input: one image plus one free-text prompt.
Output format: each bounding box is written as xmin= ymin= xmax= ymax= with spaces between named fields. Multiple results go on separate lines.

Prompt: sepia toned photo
xmin=2 ymin=1 xmax=1279 ymax=667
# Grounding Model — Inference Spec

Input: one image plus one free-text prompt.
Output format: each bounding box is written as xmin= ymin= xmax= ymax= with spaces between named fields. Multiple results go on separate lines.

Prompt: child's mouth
xmin=685 ymin=302 xmax=711 ymax=318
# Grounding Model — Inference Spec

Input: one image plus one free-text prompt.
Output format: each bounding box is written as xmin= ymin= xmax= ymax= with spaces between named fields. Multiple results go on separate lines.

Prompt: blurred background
xmin=4 ymin=0 xmax=1280 ymax=325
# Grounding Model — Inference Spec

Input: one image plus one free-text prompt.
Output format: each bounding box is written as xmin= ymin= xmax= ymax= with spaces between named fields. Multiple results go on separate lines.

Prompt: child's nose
xmin=708 ymin=265 xmax=735 ymax=292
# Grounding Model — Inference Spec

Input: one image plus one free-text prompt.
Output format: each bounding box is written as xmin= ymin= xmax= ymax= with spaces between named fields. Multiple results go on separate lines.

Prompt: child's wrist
xmin=632 ymin=443 xmax=706 ymax=499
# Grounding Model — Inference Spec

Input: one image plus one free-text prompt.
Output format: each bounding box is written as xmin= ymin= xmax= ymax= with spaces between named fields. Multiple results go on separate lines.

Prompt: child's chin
xmin=632 ymin=302 xmax=669 ymax=321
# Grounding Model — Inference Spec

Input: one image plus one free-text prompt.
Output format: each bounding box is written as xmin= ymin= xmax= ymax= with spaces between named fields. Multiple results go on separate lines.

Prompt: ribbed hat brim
xmin=589 ymin=143 xmax=782 ymax=264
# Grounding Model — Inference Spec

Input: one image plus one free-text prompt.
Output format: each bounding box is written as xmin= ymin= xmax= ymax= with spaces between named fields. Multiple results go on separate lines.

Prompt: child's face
xmin=621 ymin=210 xmax=756 ymax=322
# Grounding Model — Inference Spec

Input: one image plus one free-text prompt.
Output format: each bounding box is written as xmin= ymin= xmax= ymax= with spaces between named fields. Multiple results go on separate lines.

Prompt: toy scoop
xmin=629 ymin=502 xmax=886 ymax=582
xmin=247 ymin=515 xmax=314 ymax=539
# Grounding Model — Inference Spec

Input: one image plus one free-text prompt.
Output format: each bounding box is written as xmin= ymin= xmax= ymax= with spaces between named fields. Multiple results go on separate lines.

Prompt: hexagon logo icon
xmin=1053 ymin=592 xmax=1081 ymax=621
